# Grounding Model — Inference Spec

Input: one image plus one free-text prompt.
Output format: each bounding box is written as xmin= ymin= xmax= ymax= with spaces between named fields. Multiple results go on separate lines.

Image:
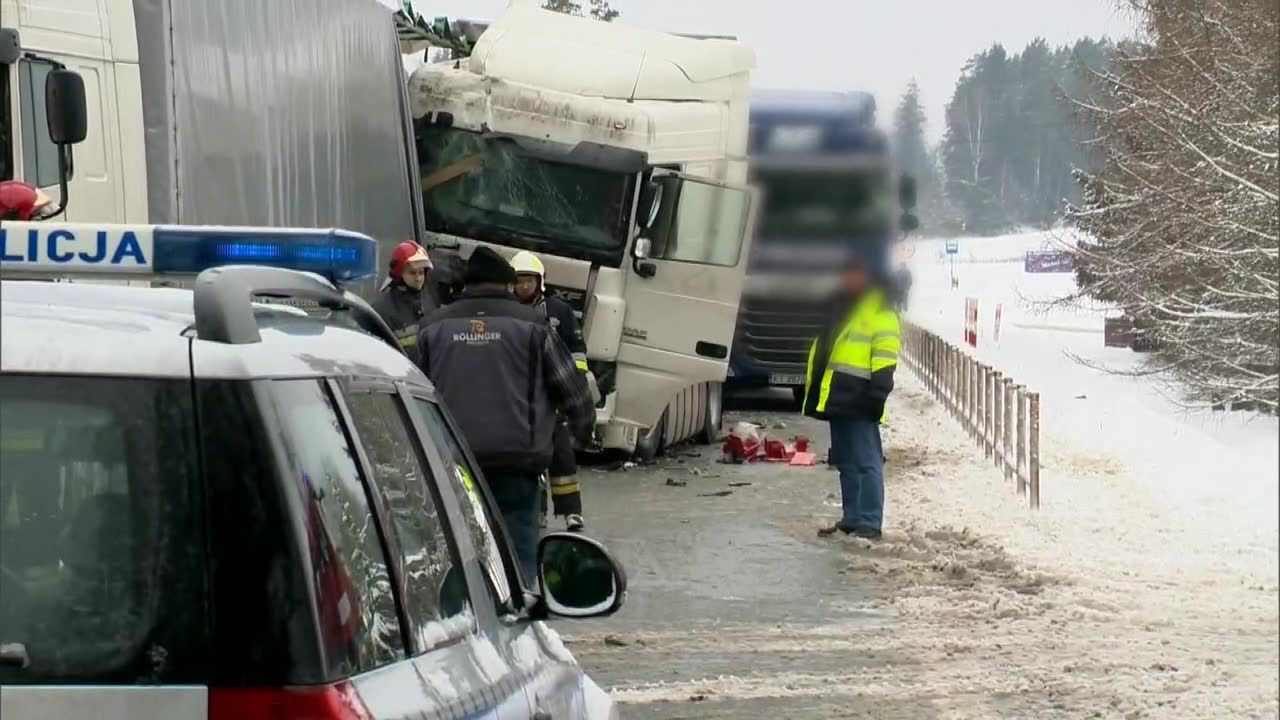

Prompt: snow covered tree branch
xmin=1067 ymin=0 xmax=1278 ymax=410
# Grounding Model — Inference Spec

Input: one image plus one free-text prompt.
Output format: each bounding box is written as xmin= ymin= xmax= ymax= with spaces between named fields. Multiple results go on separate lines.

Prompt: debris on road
xmin=790 ymin=452 xmax=818 ymax=466
xmin=722 ymin=422 xmax=818 ymax=466
xmin=698 ymin=490 xmax=734 ymax=497
xmin=603 ymin=635 xmax=631 ymax=648
xmin=727 ymin=481 xmax=752 ymax=487
xmin=665 ymin=478 xmax=688 ymax=487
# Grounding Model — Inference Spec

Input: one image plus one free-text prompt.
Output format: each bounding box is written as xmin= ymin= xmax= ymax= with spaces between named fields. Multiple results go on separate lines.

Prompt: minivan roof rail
xmin=193 ymin=265 xmax=400 ymax=349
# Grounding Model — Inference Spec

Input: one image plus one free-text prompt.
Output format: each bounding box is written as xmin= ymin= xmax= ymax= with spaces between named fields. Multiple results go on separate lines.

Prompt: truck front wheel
xmin=698 ymin=382 xmax=723 ymax=444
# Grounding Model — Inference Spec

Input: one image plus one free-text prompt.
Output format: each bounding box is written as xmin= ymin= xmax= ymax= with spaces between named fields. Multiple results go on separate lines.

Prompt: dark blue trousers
xmin=828 ymin=416 xmax=885 ymax=531
xmin=487 ymin=473 xmax=541 ymax=584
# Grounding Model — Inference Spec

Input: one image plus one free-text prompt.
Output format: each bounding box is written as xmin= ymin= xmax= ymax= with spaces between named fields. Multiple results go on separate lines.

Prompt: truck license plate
xmin=770 ymin=373 xmax=805 ymax=386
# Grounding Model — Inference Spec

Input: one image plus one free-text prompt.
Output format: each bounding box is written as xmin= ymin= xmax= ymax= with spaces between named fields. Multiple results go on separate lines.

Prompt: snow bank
xmin=902 ymin=229 xmax=1278 ymax=561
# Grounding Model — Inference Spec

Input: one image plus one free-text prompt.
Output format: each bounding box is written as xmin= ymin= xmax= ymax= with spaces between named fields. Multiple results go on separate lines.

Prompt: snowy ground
xmin=566 ymin=230 xmax=1278 ymax=718
xmin=903 ymin=230 xmax=1277 ymax=580
xmin=571 ymin=377 xmax=1277 ymax=718
xmin=900 ymin=230 xmax=1280 ymax=714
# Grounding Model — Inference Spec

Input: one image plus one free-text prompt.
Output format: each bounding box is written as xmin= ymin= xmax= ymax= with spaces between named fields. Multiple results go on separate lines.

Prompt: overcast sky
xmin=410 ymin=0 xmax=1139 ymax=142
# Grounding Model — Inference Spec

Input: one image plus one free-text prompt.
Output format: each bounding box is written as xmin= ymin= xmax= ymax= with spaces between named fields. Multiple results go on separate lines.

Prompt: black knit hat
xmin=464 ymin=246 xmax=517 ymax=286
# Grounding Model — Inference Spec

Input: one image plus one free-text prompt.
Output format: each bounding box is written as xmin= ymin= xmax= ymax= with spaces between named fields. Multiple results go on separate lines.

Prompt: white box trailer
xmin=1 ymin=0 xmax=422 ymax=289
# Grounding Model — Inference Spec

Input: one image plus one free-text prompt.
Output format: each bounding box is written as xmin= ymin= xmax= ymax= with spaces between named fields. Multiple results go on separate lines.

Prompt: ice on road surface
xmin=563 ymin=230 xmax=1278 ymax=719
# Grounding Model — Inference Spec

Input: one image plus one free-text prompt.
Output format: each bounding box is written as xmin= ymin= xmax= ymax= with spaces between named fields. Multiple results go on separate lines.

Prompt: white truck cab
xmin=410 ymin=4 xmax=758 ymax=454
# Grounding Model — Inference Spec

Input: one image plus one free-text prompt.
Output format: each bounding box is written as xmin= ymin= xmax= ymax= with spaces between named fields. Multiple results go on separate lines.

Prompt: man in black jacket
xmin=510 ymin=250 xmax=592 ymax=532
xmin=417 ymin=246 xmax=596 ymax=581
xmin=371 ymin=241 xmax=437 ymax=363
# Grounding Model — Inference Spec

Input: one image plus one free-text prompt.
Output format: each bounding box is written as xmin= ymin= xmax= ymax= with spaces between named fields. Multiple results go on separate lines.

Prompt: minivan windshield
xmin=0 ymin=375 xmax=205 ymax=684
xmin=419 ymin=127 xmax=636 ymax=265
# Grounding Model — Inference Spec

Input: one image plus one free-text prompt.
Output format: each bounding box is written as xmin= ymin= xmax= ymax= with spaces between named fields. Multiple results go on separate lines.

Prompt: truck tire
xmin=633 ymin=410 xmax=667 ymax=463
xmin=698 ymin=382 xmax=724 ymax=444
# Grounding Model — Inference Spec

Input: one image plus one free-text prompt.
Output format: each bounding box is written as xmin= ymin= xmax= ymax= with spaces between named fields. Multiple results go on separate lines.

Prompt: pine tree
xmin=542 ymin=0 xmax=620 ymax=21
xmin=588 ymin=0 xmax=620 ymax=21
xmin=938 ymin=38 xmax=1114 ymax=234
xmin=891 ymin=79 xmax=947 ymax=231
xmin=541 ymin=0 xmax=583 ymax=14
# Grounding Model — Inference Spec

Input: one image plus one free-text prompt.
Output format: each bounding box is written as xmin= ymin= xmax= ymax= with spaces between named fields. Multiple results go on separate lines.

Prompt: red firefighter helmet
xmin=387 ymin=241 xmax=432 ymax=282
xmin=0 ymin=181 xmax=55 ymax=221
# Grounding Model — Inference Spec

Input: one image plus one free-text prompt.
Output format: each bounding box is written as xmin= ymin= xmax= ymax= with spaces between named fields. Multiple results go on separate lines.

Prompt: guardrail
xmin=900 ymin=323 xmax=1041 ymax=508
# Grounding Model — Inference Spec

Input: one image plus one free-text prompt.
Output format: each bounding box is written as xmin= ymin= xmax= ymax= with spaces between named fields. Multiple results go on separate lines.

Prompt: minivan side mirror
xmin=534 ymin=533 xmax=626 ymax=618
xmin=46 ymin=68 xmax=88 ymax=145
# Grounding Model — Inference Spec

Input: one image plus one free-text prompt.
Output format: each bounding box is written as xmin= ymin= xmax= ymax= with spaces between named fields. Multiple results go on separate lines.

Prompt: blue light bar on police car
xmin=0 ymin=222 xmax=378 ymax=282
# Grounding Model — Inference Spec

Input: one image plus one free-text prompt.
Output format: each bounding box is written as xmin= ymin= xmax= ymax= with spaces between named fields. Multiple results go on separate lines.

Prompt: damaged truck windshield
xmin=419 ymin=127 xmax=636 ymax=265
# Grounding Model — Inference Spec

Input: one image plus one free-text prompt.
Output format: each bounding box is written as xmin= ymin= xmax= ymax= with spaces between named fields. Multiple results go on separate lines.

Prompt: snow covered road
xmin=567 ymin=230 xmax=1277 ymax=718
xmin=571 ymin=372 xmax=1277 ymax=718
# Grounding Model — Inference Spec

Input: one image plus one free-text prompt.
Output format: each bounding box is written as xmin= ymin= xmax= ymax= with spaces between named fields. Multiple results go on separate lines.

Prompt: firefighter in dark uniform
xmin=371 ymin=241 xmax=436 ymax=363
xmin=510 ymin=250 xmax=595 ymax=532
xmin=417 ymin=246 xmax=596 ymax=581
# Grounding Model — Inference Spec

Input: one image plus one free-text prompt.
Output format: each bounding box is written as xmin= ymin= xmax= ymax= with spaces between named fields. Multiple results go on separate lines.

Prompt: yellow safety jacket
xmin=802 ymin=289 xmax=900 ymax=421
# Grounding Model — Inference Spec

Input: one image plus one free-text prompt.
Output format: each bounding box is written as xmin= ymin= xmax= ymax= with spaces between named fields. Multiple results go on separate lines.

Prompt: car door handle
xmin=695 ymin=341 xmax=727 ymax=359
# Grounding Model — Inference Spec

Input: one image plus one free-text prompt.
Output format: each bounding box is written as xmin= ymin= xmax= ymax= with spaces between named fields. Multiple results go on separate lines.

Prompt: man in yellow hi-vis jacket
xmin=804 ymin=255 xmax=900 ymax=540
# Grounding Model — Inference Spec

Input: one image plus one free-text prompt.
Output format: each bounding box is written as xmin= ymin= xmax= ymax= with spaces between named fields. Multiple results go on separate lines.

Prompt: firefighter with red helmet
xmin=371 ymin=241 xmax=437 ymax=363
xmin=0 ymin=181 xmax=57 ymax=221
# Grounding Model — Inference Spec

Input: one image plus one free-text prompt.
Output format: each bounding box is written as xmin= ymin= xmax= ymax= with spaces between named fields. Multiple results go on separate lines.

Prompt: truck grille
xmin=737 ymin=298 xmax=827 ymax=373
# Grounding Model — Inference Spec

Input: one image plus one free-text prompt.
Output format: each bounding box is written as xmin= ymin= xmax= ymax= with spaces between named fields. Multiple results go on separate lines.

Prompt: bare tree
xmin=1068 ymin=0 xmax=1279 ymax=410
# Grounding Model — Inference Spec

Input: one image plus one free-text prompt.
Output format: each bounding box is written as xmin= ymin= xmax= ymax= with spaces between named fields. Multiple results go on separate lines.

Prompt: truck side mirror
xmin=898 ymin=174 xmax=917 ymax=211
xmin=636 ymin=180 xmax=663 ymax=231
xmin=0 ymin=29 xmax=20 ymax=65
xmin=46 ymin=69 xmax=89 ymax=145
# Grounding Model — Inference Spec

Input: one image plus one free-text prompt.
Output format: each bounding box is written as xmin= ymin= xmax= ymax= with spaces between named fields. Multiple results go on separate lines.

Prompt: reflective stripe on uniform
xmin=572 ymin=352 xmax=589 ymax=371
xmin=550 ymin=481 xmax=581 ymax=496
xmin=398 ymin=335 xmax=417 ymax=347
xmin=830 ymin=362 xmax=871 ymax=379
xmin=804 ymin=289 xmax=900 ymax=416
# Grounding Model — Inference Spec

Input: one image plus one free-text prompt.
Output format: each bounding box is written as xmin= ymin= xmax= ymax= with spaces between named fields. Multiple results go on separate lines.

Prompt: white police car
xmin=0 ymin=222 xmax=624 ymax=720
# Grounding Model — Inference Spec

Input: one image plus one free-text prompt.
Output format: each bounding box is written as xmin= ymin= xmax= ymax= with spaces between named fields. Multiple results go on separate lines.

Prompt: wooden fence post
xmin=1003 ymin=378 xmax=1014 ymax=483
xmin=1016 ymin=387 xmax=1027 ymax=496
xmin=949 ymin=346 xmax=957 ymax=413
xmin=979 ymin=366 xmax=989 ymax=457
xmin=990 ymin=371 xmax=1003 ymax=465
xmin=967 ymin=356 xmax=977 ymax=438
xmin=1029 ymin=392 xmax=1041 ymax=509
xmin=970 ymin=358 xmax=979 ymax=440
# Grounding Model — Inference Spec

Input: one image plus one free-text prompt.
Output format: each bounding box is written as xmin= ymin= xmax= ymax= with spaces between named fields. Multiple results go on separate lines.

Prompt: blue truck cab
xmin=728 ymin=90 xmax=912 ymax=405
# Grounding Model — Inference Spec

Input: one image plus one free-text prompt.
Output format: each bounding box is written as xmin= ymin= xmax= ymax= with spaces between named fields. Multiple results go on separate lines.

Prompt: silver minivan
xmin=0 ymin=262 xmax=625 ymax=720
